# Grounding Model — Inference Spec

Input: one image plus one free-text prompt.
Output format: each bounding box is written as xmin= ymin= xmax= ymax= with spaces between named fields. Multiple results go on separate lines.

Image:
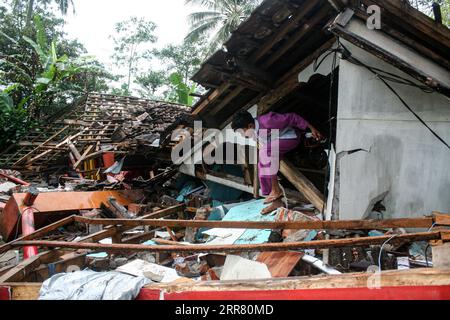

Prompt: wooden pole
xmin=280 ymin=160 xmax=325 ymax=212
xmin=10 ymin=231 xmax=442 ymax=254
xmin=73 ymin=216 xmax=435 ymax=231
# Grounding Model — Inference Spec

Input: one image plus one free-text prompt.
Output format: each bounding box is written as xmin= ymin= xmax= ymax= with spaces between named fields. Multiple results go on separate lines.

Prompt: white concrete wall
xmin=336 ymin=40 xmax=450 ymax=220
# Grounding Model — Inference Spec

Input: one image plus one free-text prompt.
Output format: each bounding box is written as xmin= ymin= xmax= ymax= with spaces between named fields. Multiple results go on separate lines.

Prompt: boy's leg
xmin=259 ymin=138 xmax=302 ymax=212
xmin=258 ymin=144 xmax=273 ymax=196
xmin=258 ymin=167 xmax=272 ymax=196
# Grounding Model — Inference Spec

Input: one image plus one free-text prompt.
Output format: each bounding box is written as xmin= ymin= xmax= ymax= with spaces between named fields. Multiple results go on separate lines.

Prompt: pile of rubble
xmin=0 ymin=93 xmax=447 ymax=300
xmin=0 ymin=93 xmax=192 ymax=183
xmin=0 ymin=162 xmax=443 ymax=294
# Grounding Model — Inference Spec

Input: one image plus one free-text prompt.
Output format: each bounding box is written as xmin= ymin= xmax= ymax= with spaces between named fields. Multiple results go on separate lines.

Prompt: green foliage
xmin=110 ymin=83 xmax=133 ymax=97
xmin=22 ymin=0 xmax=75 ymax=28
xmin=154 ymin=39 xmax=208 ymax=83
xmin=411 ymin=0 xmax=450 ymax=26
xmin=14 ymin=15 xmax=105 ymax=115
xmin=0 ymin=90 xmax=34 ymax=147
xmin=0 ymin=2 xmax=110 ymax=149
xmin=135 ymin=39 xmax=207 ymax=106
xmin=135 ymin=70 xmax=166 ymax=98
xmin=185 ymin=0 xmax=262 ymax=54
xmin=110 ymin=16 xmax=158 ymax=93
xmin=166 ymin=72 xmax=197 ymax=106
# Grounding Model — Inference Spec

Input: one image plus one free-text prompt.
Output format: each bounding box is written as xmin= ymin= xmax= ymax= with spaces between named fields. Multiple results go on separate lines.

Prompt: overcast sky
xmin=64 ymin=0 xmax=198 ymax=73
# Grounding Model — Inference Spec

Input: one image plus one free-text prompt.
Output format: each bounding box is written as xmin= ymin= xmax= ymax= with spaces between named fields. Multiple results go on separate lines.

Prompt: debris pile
xmin=0 ymin=92 xmax=448 ymax=300
xmin=0 ymin=165 xmax=445 ymax=289
xmin=0 ymin=93 xmax=192 ymax=184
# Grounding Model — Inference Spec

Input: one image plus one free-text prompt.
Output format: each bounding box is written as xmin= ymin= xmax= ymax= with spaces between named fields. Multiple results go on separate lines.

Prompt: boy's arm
xmin=261 ymin=112 xmax=309 ymax=131
xmin=261 ymin=112 xmax=324 ymax=140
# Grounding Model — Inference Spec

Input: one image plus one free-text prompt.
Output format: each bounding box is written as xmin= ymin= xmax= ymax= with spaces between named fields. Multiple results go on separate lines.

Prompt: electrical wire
xmin=378 ymin=234 xmax=398 ymax=273
xmin=338 ymin=43 xmax=450 ymax=150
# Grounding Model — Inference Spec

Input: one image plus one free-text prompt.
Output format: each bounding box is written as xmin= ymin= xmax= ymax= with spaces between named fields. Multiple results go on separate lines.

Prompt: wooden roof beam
xmin=352 ymin=9 xmax=450 ymax=70
xmin=204 ymin=86 xmax=246 ymax=118
xmin=265 ymin=4 xmax=333 ymax=67
xmin=365 ymin=0 xmax=450 ymax=46
xmin=192 ymin=83 xmax=232 ymax=115
xmin=258 ymin=38 xmax=337 ymax=114
xmin=329 ymin=23 xmax=450 ymax=98
xmin=250 ymin=0 xmax=324 ymax=62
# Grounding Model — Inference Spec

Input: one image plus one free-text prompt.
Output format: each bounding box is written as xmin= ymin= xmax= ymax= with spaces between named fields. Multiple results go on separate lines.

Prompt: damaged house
xmin=0 ymin=0 xmax=450 ymax=300
xmin=188 ymin=0 xmax=450 ymax=221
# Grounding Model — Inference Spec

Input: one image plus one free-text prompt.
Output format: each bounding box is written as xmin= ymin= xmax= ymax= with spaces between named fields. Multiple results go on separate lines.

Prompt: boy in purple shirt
xmin=232 ymin=110 xmax=323 ymax=214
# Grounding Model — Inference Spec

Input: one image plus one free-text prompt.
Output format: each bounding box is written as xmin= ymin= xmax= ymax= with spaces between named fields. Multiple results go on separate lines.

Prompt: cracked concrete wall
xmin=336 ymin=41 xmax=450 ymax=220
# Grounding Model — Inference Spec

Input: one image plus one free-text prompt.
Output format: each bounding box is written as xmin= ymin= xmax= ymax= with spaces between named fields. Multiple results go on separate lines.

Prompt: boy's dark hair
xmin=231 ymin=110 xmax=255 ymax=131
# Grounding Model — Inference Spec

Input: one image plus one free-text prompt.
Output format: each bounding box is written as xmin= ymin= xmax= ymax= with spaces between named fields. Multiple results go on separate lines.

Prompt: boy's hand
xmin=310 ymin=126 xmax=324 ymax=141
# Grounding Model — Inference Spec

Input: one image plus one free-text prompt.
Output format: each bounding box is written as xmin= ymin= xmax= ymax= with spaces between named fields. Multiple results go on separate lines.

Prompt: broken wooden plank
xmin=0 ymin=251 xmax=61 ymax=283
xmin=250 ymin=0 xmax=321 ymax=62
xmin=257 ymin=251 xmax=304 ymax=277
xmin=68 ymin=143 xmax=82 ymax=161
xmin=73 ymin=145 xmax=95 ymax=169
xmin=25 ymin=131 xmax=85 ymax=165
xmin=258 ymin=38 xmax=336 ymax=114
xmin=12 ymin=125 xmax=70 ymax=166
xmin=0 ymin=215 xmax=76 ymax=255
xmin=145 ymin=267 xmax=450 ymax=294
xmin=433 ymin=212 xmax=450 ymax=226
xmin=0 ymin=205 xmax=184 ymax=283
xmin=265 ymin=5 xmax=332 ymax=67
xmin=280 ymin=160 xmax=325 ymax=212
xmin=0 ymin=283 xmax=42 ymax=300
xmin=4 ymin=268 xmax=450 ymax=300
xmin=192 ymin=83 xmax=232 ymax=115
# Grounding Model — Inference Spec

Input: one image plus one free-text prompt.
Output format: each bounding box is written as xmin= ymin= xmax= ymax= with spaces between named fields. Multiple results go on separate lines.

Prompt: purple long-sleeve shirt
xmin=257 ymin=112 xmax=309 ymax=140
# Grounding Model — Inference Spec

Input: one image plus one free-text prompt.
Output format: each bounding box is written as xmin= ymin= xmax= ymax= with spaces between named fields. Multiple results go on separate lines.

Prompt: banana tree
xmin=167 ymin=72 xmax=197 ymax=106
xmin=0 ymin=87 xmax=31 ymax=146
xmin=21 ymin=16 xmax=101 ymax=115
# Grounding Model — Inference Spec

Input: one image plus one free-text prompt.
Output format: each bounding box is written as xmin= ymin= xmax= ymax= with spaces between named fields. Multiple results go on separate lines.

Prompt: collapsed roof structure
xmin=188 ymin=0 xmax=450 ymax=221
xmin=0 ymin=93 xmax=191 ymax=182
xmin=0 ymin=0 xmax=449 ymax=300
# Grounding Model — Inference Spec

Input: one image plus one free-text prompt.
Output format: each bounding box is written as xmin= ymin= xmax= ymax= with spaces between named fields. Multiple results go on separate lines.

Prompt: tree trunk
xmin=127 ymin=43 xmax=136 ymax=93
xmin=26 ymin=0 xmax=35 ymax=28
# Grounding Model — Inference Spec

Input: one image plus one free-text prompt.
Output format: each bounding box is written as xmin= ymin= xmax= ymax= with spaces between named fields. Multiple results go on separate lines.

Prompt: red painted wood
xmin=0 ymin=286 xmax=11 ymax=300
xmin=136 ymin=289 xmax=162 ymax=300
xmin=137 ymin=285 xmax=450 ymax=300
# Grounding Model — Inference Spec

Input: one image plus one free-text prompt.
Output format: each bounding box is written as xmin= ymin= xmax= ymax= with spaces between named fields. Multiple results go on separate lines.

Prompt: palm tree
xmin=185 ymin=0 xmax=262 ymax=54
xmin=24 ymin=0 xmax=75 ymax=27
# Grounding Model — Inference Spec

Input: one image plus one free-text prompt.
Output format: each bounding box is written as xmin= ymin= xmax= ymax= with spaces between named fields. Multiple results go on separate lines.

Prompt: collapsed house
xmin=0 ymin=92 xmax=191 ymax=182
xmin=189 ymin=0 xmax=450 ymax=221
xmin=0 ymin=0 xmax=450 ymax=300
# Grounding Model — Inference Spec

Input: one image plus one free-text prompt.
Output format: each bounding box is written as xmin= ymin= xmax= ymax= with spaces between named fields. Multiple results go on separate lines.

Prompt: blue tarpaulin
xmin=221 ymin=199 xmax=276 ymax=244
